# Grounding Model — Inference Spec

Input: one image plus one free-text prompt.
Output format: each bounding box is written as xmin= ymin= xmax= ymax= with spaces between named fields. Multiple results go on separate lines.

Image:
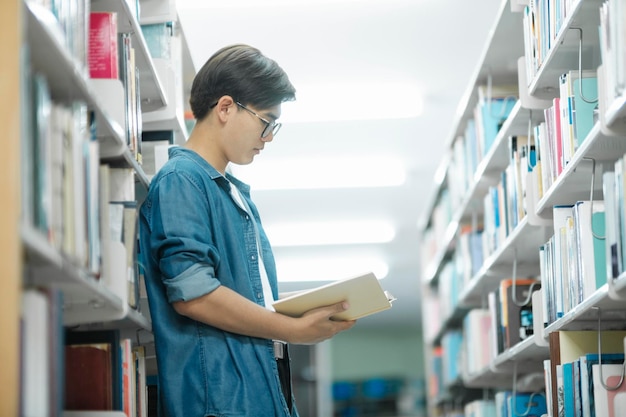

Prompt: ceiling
xmin=176 ymin=0 xmax=504 ymax=329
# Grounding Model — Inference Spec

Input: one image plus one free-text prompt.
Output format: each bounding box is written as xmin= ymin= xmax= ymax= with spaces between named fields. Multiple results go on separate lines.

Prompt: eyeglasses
xmin=235 ymin=101 xmax=282 ymax=138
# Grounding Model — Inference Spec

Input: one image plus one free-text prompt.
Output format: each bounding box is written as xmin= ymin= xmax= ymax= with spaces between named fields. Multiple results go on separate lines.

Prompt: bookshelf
xmin=13 ymin=0 xmax=194 ymax=413
xmin=419 ymin=0 xmax=626 ymax=416
xmin=1 ymin=0 xmax=22 ymax=415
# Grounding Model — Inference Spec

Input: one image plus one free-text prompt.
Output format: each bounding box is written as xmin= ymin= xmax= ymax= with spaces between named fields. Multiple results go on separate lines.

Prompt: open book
xmin=272 ymin=272 xmax=395 ymax=321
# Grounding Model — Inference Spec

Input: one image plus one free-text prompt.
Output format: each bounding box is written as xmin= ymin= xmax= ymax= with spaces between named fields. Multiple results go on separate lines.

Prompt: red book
xmin=89 ymin=12 xmax=119 ymax=79
xmin=64 ymin=343 xmax=113 ymax=410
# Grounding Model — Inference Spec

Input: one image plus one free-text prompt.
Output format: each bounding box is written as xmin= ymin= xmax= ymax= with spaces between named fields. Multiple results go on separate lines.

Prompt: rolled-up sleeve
xmin=164 ymin=263 xmax=220 ymax=302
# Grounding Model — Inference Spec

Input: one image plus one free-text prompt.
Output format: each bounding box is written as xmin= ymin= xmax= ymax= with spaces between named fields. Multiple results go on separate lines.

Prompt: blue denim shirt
xmin=139 ymin=147 xmax=298 ymax=417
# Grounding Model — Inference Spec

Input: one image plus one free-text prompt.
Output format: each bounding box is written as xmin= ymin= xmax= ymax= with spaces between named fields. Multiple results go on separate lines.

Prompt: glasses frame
xmin=235 ymin=101 xmax=281 ymax=138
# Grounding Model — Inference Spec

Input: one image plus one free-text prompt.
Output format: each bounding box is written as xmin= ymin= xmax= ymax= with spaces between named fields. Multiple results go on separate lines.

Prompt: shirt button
xmin=251 ymin=255 xmax=256 ymax=260
xmin=257 ymin=292 xmax=262 ymax=299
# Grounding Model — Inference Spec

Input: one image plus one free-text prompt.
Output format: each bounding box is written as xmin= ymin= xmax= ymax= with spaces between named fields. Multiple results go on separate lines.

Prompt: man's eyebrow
xmin=265 ymin=111 xmax=279 ymax=121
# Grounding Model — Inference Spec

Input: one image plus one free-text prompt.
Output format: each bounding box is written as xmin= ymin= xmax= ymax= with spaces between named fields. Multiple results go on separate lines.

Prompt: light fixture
xmin=280 ymin=82 xmax=423 ymax=123
xmin=265 ymin=220 xmax=395 ymax=247
xmin=229 ymin=156 xmax=406 ymax=190
xmin=178 ymin=0 xmax=411 ymax=9
xmin=275 ymin=255 xmax=389 ymax=283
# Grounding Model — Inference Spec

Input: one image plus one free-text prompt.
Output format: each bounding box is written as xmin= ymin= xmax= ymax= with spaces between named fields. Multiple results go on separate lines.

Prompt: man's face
xmin=226 ymin=102 xmax=282 ymax=166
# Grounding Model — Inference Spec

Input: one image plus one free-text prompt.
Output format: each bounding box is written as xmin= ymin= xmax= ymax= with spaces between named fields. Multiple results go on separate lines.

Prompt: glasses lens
xmin=262 ymin=122 xmax=281 ymax=138
xmin=271 ymin=123 xmax=282 ymax=137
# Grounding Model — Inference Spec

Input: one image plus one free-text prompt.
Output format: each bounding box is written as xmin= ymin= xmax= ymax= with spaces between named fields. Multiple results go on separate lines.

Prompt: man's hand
xmin=286 ymin=302 xmax=356 ymax=345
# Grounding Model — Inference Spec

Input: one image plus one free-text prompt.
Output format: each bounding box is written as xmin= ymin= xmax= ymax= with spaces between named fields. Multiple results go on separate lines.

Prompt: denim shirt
xmin=139 ymin=147 xmax=299 ymax=417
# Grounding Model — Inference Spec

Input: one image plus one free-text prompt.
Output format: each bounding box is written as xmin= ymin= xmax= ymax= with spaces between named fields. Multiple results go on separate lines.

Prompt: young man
xmin=139 ymin=44 xmax=356 ymax=417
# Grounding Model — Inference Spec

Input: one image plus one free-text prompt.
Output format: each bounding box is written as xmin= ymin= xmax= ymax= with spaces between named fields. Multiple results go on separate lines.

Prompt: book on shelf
xmin=120 ymin=338 xmax=133 ymax=417
xmin=552 ymin=204 xmax=574 ymax=319
xmin=579 ymin=353 xmax=625 ymax=417
xmin=21 ymin=289 xmax=52 ymax=417
xmin=543 ymin=98 xmax=563 ymax=178
xmin=464 ymin=399 xmax=496 ymax=417
xmin=89 ymin=12 xmax=119 ymax=79
xmin=603 ymin=170 xmax=621 ymax=281
xmin=141 ymin=22 xmax=172 ymax=59
xmin=488 ymin=289 xmax=505 ymax=356
xmin=440 ymin=330 xmax=463 ymax=385
xmin=599 ymin=0 xmax=626 ymax=103
xmin=272 ymin=272 xmax=394 ymax=321
xmin=133 ymin=345 xmax=148 ymax=417
xmin=474 ymin=84 xmax=518 ymax=160
xmin=462 ymin=309 xmax=492 ymax=375
xmin=64 ymin=329 xmax=123 ymax=411
xmin=573 ymin=200 xmax=607 ymax=301
xmin=118 ymin=32 xmax=142 ymax=163
xmin=558 ymin=70 xmax=598 ymax=166
xmin=592 ymin=362 xmax=626 ymax=417
xmin=495 ymin=391 xmax=547 ymax=417
xmin=499 ymin=278 xmax=541 ymax=349
xmin=508 ymin=135 xmax=534 ymax=230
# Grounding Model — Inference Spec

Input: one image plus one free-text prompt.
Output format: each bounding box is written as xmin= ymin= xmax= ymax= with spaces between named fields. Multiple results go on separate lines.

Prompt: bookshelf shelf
xmin=536 ymin=122 xmax=626 ymax=216
xmin=423 ymin=101 xmax=549 ymax=290
xmin=91 ymin=0 xmax=168 ymax=112
xmin=528 ymin=0 xmax=603 ymax=99
xmin=459 ymin=218 xmax=550 ymax=308
xmin=608 ymin=273 xmax=626 ymax=300
xmin=495 ymin=334 xmax=549 ymax=364
xmin=463 ymin=335 xmax=547 ymax=390
xmin=21 ymin=223 xmax=151 ymax=330
xmin=544 ymin=284 xmax=626 ymax=334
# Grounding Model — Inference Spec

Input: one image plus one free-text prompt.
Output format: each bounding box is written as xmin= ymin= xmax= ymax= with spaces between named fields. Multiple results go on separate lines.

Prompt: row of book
xmin=449 ymin=85 xmax=519 ymax=211
xmin=522 ymin=0 xmax=579 ymax=83
xmin=21 ymin=63 xmax=142 ymax=311
xmin=599 ymin=0 xmax=626 ymax=105
xmin=420 ymin=84 xmax=520 ymax=282
xmin=21 ymin=67 xmax=100 ymax=272
xmin=540 ymin=200 xmax=606 ymax=325
xmin=20 ymin=287 xmax=153 ymax=417
xmin=534 ymin=71 xmax=598 ymax=201
xmin=27 ymin=0 xmax=90 ymax=74
xmin=462 ymin=392 xmax=547 ymax=417
xmin=605 ymin=155 xmax=626 ymax=283
xmin=432 ymin=317 xmax=626 ymax=417
xmin=463 ymin=279 xmax=540 ymax=377
xmin=545 ymin=330 xmax=626 ymax=417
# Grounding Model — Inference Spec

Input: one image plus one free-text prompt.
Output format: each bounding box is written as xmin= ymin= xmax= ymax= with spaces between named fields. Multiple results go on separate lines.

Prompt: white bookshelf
xmin=419 ymin=0 xmax=626 ymax=415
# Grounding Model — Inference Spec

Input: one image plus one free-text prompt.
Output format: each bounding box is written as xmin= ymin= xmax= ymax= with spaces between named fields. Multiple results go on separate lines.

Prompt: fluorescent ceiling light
xmin=276 ymin=255 xmax=389 ymax=282
xmin=178 ymin=0 xmax=410 ymax=9
xmin=280 ymin=82 xmax=423 ymax=123
xmin=229 ymin=156 xmax=406 ymax=190
xmin=265 ymin=220 xmax=395 ymax=247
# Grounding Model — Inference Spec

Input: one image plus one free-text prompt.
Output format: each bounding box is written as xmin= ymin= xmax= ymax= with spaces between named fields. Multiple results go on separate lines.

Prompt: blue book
xmin=480 ymin=98 xmax=517 ymax=156
xmin=563 ymin=362 xmax=575 ymax=417
xmin=507 ymin=392 xmax=548 ymax=417
xmin=592 ymin=211 xmax=607 ymax=290
xmin=569 ymin=71 xmax=598 ymax=147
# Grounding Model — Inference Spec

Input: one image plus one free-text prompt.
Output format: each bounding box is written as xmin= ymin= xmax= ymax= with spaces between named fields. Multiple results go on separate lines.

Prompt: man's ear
xmin=215 ymin=96 xmax=235 ymax=122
